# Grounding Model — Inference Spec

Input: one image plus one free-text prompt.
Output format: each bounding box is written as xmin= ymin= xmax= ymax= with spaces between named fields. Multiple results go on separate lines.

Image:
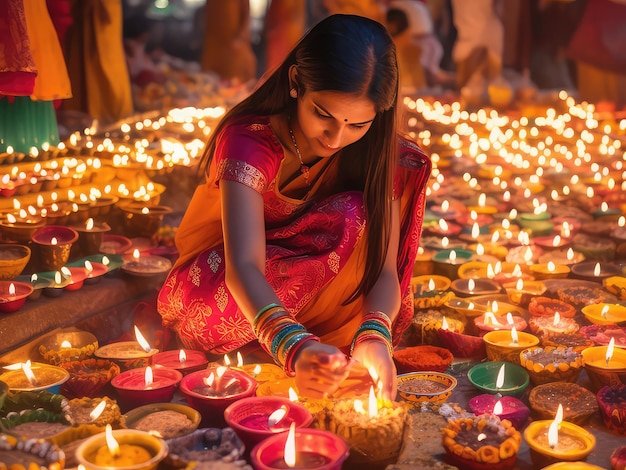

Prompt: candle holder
xmin=251 ymin=427 xmax=349 ymax=470
xmin=528 ymin=296 xmax=576 ymax=318
xmin=581 ymin=302 xmax=626 ymax=325
xmin=179 ymin=367 xmax=257 ymax=428
xmin=75 ymin=429 xmax=168 ymax=470
xmin=0 ymin=362 xmax=69 ymax=394
xmin=100 ymin=234 xmax=133 ymax=255
xmin=596 ymin=384 xmax=626 ymax=435
xmin=0 ymin=280 xmax=34 ymax=313
xmin=121 ymin=204 xmax=172 ymax=239
xmin=519 ymin=346 xmax=584 ymax=385
xmin=570 ymin=261 xmax=622 ymax=282
xmin=581 ymin=345 xmax=626 ymax=392
xmin=503 ymin=280 xmax=547 ymax=307
xmin=483 ymin=330 xmax=540 ymax=365
xmin=31 ymin=225 xmax=78 ymax=271
xmin=450 ymin=277 xmax=502 ymax=297
xmin=467 ymin=361 xmax=530 ymax=397
xmin=529 ymin=382 xmax=599 ymax=425
xmin=474 ymin=312 xmax=527 ymax=336
xmin=59 ymin=359 xmax=120 ymax=399
xmin=432 ymin=248 xmax=475 ymax=279
xmin=151 ymin=349 xmax=209 ymax=375
xmin=327 ymin=398 xmax=407 ymax=467
xmin=111 ymin=366 xmax=183 ymax=410
xmin=0 ymin=216 xmax=45 ymax=244
xmin=37 ymin=329 xmax=99 ymax=365
xmin=468 ymin=394 xmax=530 ymax=430
xmin=604 ymin=275 xmax=626 ymax=300
xmin=529 ymin=262 xmax=571 ymax=280
xmin=0 ymin=244 xmax=31 ymax=279
xmin=72 ymin=219 xmax=111 ymax=257
xmin=94 ymin=341 xmax=159 ymax=371
xmin=396 ymin=371 xmax=457 ymax=405
xmin=528 ymin=314 xmax=580 ymax=338
xmin=523 ymin=420 xmax=595 ymax=468
xmin=224 ymin=396 xmax=313 ymax=450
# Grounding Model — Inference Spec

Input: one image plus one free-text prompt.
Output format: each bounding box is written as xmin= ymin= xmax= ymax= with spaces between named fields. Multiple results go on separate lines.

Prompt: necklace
xmin=288 ymin=122 xmax=310 ymax=186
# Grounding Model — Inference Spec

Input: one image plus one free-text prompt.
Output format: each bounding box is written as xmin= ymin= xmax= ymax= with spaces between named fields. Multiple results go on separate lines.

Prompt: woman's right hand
xmin=293 ymin=341 xmax=350 ymax=399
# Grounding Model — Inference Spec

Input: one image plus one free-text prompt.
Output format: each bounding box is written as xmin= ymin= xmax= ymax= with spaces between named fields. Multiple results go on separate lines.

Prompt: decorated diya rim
xmin=59 ymin=359 xmax=121 ymax=399
xmin=37 ymin=329 xmax=99 ymax=365
xmin=519 ymin=346 xmax=583 ymax=384
xmin=527 ymin=296 xmax=576 ymax=318
xmin=0 ymin=434 xmax=65 ymax=470
xmin=603 ymin=276 xmax=626 ymax=300
xmin=94 ymin=341 xmax=159 ymax=360
xmin=467 ymin=394 xmax=530 ymax=430
xmin=528 ymin=382 xmax=599 ymax=425
xmin=396 ymin=371 xmax=457 ymax=404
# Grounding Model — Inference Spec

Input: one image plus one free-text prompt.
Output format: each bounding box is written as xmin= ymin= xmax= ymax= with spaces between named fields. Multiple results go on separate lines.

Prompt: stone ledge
xmin=0 ymin=271 xmax=164 ymax=361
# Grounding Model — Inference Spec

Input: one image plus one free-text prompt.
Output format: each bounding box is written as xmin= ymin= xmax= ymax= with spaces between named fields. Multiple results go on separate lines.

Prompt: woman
xmin=158 ymin=14 xmax=431 ymax=400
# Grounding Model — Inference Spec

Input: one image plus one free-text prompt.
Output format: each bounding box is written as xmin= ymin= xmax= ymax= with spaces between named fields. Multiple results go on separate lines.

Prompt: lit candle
xmin=111 ymin=365 xmax=182 ymax=409
xmin=151 ymin=349 xmax=209 ymax=375
xmin=483 ymin=329 xmax=540 ymax=365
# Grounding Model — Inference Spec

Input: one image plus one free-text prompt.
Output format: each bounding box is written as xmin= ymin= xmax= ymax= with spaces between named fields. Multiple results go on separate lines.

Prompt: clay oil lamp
xmin=179 ymin=365 xmax=257 ymax=428
xmin=41 ymin=270 xmax=71 ymax=298
xmin=483 ymin=327 xmax=540 ymax=365
xmin=581 ymin=338 xmax=626 ymax=392
xmin=424 ymin=218 xmax=463 ymax=239
xmin=251 ymin=423 xmax=349 ymax=470
xmin=411 ymin=274 xmax=454 ymax=309
xmin=468 ymin=394 xmax=530 ymax=430
xmin=504 ymin=278 xmax=547 ymax=307
xmin=60 ymin=266 xmax=87 ymax=291
xmin=570 ymin=261 xmax=622 ymax=282
xmin=121 ymin=204 xmax=172 ymax=239
xmin=0 ymin=280 xmax=33 ymax=313
xmin=528 ymin=296 xmax=576 ymax=318
xmin=0 ymin=244 xmax=31 ymax=280
xmin=581 ymin=303 xmax=626 ymax=325
xmin=450 ymin=277 xmax=501 ymax=298
xmin=37 ymin=328 xmax=99 ymax=365
xmin=519 ymin=346 xmax=584 ymax=385
xmin=151 ymin=349 xmax=208 ymax=375
xmin=224 ymin=395 xmax=313 ymax=450
xmin=432 ymin=248 xmax=474 ymax=280
xmin=474 ymin=308 xmax=528 ymax=336
xmin=442 ymin=413 xmax=522 ymax=470
xmin=31 ymin=225 xmax=78 ymax=271
xmin=121 ymin=249 xmax=172 ymax=278
xmin=111 ymin=365 xmax=183 ymax=410
xmin=78 ymin=259 xmax=109 ymax=285
xmin=529 ymin=261 xmax=571 ymax=280
xmin=0 ymin=434 xmax=65 ymax=470
xmin=518 ymin=211 xmax=554 ymax=237
xmin=603 ymin=275 xmax=626 ymax=301
xmin=492 ymin=262 xmax=534 ymax=287
xmin=327 ymin=386 xmax=407 ymax=467
xmin=456 ymin=260 xmax=496 ymax=280
xmin=596 ymin=384 xmax=626 ymax=435
xmin=412 ymin=246 xmax=436 ymax=276
xmin=0 ymin=211 xmax=45 ymax=244
xmin=94 ymin=325 xmax=159 ymax=371
xmin=523 ymin=405 xmax=596 ymax=469
xmin=0 ymin=360 xmax=69 ymax=394
xmin=72 ymin=217 xmax=111 ymax=257
xmin=396 ymin=371 xmax=457 ymax=405
xmin=468 ymin=361 xmax=530 ymax=397
xmin=532 ymin=234 xmax=571 ymax=251
xmin=76 ymin=425 xmax=168 ymax=470
xmin=438 ymin=316 xmax=486 ymax=359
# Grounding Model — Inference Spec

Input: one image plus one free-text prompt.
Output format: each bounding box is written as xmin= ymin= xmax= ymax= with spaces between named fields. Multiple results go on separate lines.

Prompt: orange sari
xmin=157 ymin=115 xmax=431 ymax=354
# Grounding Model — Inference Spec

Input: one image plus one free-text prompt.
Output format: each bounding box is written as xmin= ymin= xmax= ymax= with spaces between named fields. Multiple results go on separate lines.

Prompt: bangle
xmin=253 ymin=303 xmax=283 ymax=329
xmin=283 ymin=334 xmax=320 ymax=376
xmin=270 ymin=323 xmax=306 ymax=358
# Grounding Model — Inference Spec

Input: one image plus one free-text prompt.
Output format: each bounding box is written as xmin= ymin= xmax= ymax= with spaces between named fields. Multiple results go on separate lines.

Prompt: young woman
xmin=158 ymin=14 xmax=431 ymax=400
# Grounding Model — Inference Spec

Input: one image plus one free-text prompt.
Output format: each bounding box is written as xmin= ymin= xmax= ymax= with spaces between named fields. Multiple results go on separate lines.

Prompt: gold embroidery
xmin=247 ymin=123 xmax=269 ymax=132
xmin=328 ymin=251 xmax=340 ymax=274
xmin=206 ymin=250 xmax=222 ymax=273
xmin=189 ymin=261 xmax=201 ymax=287
xmin=214 ymin=285 xmax=228 ymax=312
xmin=215 ymin=315 xmax=255 ymax=344
xmin=217 ymin=158 xmax=267 ymax=193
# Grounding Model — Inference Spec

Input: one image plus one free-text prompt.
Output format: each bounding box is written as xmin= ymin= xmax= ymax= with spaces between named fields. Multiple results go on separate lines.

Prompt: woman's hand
xmin=293 ymin=341 xmax=350 ymax=399
xmin=351 ymin=339 xmax=397 ymax=402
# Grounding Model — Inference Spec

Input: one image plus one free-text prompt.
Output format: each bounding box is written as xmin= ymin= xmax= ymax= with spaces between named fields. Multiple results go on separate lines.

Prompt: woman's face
xmin=295 ymin=90 xmax=377 ymax=157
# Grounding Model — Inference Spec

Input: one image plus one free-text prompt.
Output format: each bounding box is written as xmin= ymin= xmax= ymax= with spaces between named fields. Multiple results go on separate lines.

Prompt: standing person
xmin=157 ymin=14 xmax=431 ymax=400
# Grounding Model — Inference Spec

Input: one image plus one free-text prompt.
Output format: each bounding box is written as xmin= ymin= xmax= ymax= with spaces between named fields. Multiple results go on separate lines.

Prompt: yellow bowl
xmin=604 ymin=275 xmax=626 ymax=300
xmin=582 ymin=302 xmax=626 ymax=325
xmin=396 ymin=371 xmax=456 ymax=404
xmin=0 ymin=244 xmax=31 ymax=279
xmin=483 ymin=330 xmax=540 ymax=365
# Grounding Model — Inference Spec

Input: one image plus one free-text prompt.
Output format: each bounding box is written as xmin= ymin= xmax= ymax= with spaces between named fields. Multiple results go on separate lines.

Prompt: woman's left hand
xmin=351 ymin=339 xmax=397 ymax=402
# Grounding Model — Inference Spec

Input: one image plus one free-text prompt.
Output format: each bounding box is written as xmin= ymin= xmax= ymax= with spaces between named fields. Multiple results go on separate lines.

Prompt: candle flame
xmin=236 ymin=351 xmax=244 ymax=367
xmin=547 ymin=261 xmax=556 ymax=272
xmin=354 ymin=399 xmax=365 ymax=414
xmin=467 ymin=279 xmax=475 ymax=292
xmin=61 ymin=340 xmax=72 ymax=348
xmin=54 ymin=271 xmax=62 ymax=284
xmin=84 ymin=260 xmax=93 ymax=273
xmin=90 ymin=400 xmax=106 ymax=421
xmin=441 ymin=316 xmax=449 ymax=330
xmin=495 ymin=364 xmax=506 ymax=389
xmin=216 ymin=366 xmax=227 ymax=378
xmin=594 ymin=263 xmax=601 ymax=276
xmin=253 ymin=364 xmax=262 ymax=377
xmin=484 ymin=311 xmax=500 ymax=327
xmin=493 ymin=400 xmax=503 ymax=415
xmin=105 ymin=424 xmax=120 ymax=457
xmin=102 ymin=256 xmax=110 ymax=266
xmin=21 ymin=361 xmax=38 ymax=386
xmin=51 ymin=237 xmax=58 ymax=245
xmin=477 ymin=433 xmax=487 ymax=442
xmin=506 ymin=312 xmax=514 ymax=325
xmin=548 ymin=419 xmax=559 ymax=449
xmin=606 ymin=337 xmax=616 ymax=365
xmin=268 ymin=405 xmax=288 ymax=428
xmin=368 ymin=386 xmax=378 ymax=418
xmin=86 ymin=218 xmax=94 ymax=230
xmin=8 ymin=283 xmax=15 ymax=296
xmin=204 ymin=372 xmax=215 ymax=387
xmin=284 ymin=422 xmax=297 ymax=467
xmin=449 ymin=250 xmax=457 ymax=262
xmin=601 ymin=305 xmax=610 ymax=319
xmin=487 ymin=264 xmax=495 ymax=278
xmin=552 ymin=236 xmax=561 ymax=247
xmin=427 ymin=278 xmax=436 ymax=291
xmin=134 ymin=325 xmax=152 ymax=353
xmin=179 ymin=349 xmax=187 ymax=363
xmin=553 ymin=312 xmax=561 ymax=326
xmin=144 ymin=366 xmax=154 ymax=388
xmin=288 ymin=387 xmax=299 ymax=402
xmin=223 ymin=354 xmax=231 ymax=366
xmin=555 ymin=404 xmax=563 ymax=424
xmin=133 ymin=248 xmax=140 ymax=260
xmin=492 ymin=300 xmax=499 ymax=312
xmin=516 ymin=278 xmax=524 ymax=290
xmin=510 ymin=327 xmax=519 ymax=344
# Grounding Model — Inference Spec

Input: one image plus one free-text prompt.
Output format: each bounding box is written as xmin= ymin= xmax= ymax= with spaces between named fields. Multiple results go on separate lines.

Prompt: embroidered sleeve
xmin=214 ymin=117 xmax=283 ymax=194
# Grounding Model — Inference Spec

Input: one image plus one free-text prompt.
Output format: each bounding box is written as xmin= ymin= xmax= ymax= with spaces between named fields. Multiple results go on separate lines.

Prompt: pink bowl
xmin=224 ymin=396 xmax=313 ymax=449
xmin=111 ymin=366 xmax=182 ymax=411
xmin=180 ymin=367 xmax=257 ymax=428
xmin=32 ymin=225 xmax=79 ymax=245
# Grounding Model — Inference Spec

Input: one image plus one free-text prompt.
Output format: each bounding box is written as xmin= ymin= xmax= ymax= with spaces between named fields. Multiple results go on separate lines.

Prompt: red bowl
xmin=224 ymin=396 xmax=313 ymax=449
xmin=111 ymin=366 xmax=182 ymax=410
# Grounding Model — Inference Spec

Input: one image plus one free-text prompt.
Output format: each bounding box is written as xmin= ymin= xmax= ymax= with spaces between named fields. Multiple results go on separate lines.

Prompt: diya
xmin=396 ymin=371 xmax=457 ymax=405
xmin=519 ymin=346 xmax=584 ymax=385
xmin=467 ymin=361 xmax=530 ymax=397
xmin=94 ymin=340 xmax=159 ymax=371
xmin=468 ymin=394 xmax=530 ymax=430
xmin=596 ymin=384 xmax=626 ymax=435
xmin=0 ymin=361 xmax=69 ymax=394
xmin=37 ymin=329 xmax=99 ymax=365
xmin=581 ymin=302 xmax=626 ymax=325
xmin=110 ymin=366 xmax=183 ymax=410
xmin=528 ymin=382 xmax=598 ymax=425
xmin=482 ymin=328 xmax=540 ymax=365
xmin=151 ymin=349 xmax=209 ymax=375
xmin=0 ymin=280 xmax=33 ymax=313
xmin=0 ymin=434 xmax=65 ymax=470
xmin=581 ymin=341 xmax=626 ymax=392
xmin=528 ymin=296 xmax=576 ymax=318
xmin=31 ymin=225 xmax=79 ymax=271
xmin=124 ymin=403 xmax=201 ymax=440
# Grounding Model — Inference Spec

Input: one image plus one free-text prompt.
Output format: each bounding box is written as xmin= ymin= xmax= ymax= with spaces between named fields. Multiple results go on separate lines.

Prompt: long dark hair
xmin=200 ymin=14 xmax=399 ymax=304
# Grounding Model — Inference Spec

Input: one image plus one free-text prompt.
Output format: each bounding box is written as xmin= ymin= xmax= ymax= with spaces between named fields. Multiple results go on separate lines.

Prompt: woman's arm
xmin=351 ymin=198 xmax=402 ymax=401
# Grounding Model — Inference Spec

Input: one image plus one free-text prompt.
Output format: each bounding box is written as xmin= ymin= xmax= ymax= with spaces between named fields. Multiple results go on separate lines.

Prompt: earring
xmin=289 ymin=88 xmax=297 ymax=98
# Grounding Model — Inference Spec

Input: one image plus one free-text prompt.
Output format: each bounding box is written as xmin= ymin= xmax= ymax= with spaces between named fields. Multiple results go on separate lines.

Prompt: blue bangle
xmin=355 ymin=321 xmax=392 ymax=341
xmin=270 ymin=323 xmax=306 ymax=358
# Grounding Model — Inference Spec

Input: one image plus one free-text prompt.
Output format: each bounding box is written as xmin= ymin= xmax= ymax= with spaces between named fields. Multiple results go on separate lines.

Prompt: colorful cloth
xmin=157 ymin=115 xmax=431 ymax=354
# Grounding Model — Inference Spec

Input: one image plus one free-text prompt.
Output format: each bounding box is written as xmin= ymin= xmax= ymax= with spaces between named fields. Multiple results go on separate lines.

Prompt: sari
xmin=157 ymin=115 xmax=431 ymax=355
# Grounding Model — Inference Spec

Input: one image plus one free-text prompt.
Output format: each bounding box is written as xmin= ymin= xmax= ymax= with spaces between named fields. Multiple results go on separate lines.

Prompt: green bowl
xmin=468 ymin=361 xmax=529 ymax=397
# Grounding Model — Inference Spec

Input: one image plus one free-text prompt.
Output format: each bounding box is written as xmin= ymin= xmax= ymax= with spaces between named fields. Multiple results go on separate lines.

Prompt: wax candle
xmin=524 ymin=418 xmax=596 ymax=468
xmin=581 ymin=342 xmax=626 ymax=391
xmin=483 ymin=329 xmax=540 ymax=365
xmin=0 ymin=361 xmax=69 ymax=393
xmin=529 ymin=261 xmax=571 ymax=280
xmin=111 ymin=366 xmax=182 ymax=409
